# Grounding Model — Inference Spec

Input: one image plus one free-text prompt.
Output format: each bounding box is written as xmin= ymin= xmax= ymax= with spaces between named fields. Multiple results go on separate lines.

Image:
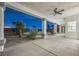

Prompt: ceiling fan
xmin=53 ymin=8 xmax=64 ymax=16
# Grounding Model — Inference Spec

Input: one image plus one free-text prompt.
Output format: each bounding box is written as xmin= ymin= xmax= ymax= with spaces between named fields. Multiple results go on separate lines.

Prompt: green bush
xmin=29 ymin=26 xmax=38 ymax=40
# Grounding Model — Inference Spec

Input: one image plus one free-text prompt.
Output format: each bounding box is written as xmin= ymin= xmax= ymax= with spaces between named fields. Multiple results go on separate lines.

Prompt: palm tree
xmin=13 ymin=21 xmax=25 ymax=37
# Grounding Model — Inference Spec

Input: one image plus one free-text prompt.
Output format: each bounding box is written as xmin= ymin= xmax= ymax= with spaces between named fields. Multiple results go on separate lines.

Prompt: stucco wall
xmin=65 ymin=14 xmax=79 ymax=39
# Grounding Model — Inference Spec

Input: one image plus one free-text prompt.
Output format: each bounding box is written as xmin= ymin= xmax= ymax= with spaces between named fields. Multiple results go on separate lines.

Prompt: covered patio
xmin=0 ymin=2 xmax=79 ymax=56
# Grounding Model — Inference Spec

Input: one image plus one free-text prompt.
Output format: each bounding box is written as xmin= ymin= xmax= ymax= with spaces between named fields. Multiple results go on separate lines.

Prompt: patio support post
xmin=59 ymin=25 xmax=62 ymax=33
xmin=0 ymin=3 xmax=6 ymax=53
xmin=54 ymin=24 xmax=57 ymax=34
xmin=42 ymin=18 xmax=47 ymax=39
xmin=0 ymin=3 xmax=5 ymax=40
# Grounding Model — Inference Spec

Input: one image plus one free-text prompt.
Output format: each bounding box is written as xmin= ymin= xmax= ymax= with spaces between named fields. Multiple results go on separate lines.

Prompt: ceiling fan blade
xmin=58 ymin=9 xmax=64 ymax=12
xmin=53 ymin=12 xmax=62 ymax=16
xmin=57 ymin=12 xmax=62 ymax=14
xmin=53 ymin=8 xmax=57 ymax=12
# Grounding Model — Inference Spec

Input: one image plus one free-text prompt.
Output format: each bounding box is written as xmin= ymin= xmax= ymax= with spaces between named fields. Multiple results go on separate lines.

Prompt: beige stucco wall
xmin=65 ymin=14 xmax=79 ymax=39
xmin=0 ymin=7 xmax=4 ymax=40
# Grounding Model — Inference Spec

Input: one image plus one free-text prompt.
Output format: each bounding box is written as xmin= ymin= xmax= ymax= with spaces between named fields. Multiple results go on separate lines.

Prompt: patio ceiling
xmin=19 ymin=2 xmax=79 ymax=17
xmin=6 ymin=2 xmax=79 ymax=25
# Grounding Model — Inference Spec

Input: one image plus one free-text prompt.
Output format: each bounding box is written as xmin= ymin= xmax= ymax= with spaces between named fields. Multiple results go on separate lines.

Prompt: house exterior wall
xmin=65 ymin=14 xmax=79 ymax=39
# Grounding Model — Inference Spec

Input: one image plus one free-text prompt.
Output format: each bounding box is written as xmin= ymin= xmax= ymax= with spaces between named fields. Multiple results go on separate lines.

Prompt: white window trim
xmin=68 ymin=21 xmax=76 ymax=32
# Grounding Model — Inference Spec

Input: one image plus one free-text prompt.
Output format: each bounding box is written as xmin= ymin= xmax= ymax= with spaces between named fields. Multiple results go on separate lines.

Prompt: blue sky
xmin=4 ymin=7 xmax=54 ymax=29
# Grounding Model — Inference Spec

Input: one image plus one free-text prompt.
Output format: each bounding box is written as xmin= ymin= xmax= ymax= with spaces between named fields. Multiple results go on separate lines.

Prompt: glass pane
xmin=71 ymin=27 xmax=76 ymax=30
xmin=68 ymin=21 xmax=76 ymax=32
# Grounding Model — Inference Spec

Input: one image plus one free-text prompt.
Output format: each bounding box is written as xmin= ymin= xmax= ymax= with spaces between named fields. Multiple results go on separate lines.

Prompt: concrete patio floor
xmin=3 ymin=34 xmax=79 ymax=56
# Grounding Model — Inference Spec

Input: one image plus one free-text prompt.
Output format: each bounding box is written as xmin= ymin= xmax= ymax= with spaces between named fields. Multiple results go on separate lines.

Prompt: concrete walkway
xmin=3 ymin=34 xmax=79 ymax=56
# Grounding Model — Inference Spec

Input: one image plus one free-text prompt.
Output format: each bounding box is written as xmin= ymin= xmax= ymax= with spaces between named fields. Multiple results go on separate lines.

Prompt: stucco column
xmin=59 ymin=25 xmax=62 ymax=33
xmin=63 ymin=26 xmax=65 ymax=33
xmin=54 ymin=24 xmax=57 ymax=34
xmin=0 ymin=3 xmax=5 ymax=40
xmin=42 ymin=18 xmax=47 ymax=39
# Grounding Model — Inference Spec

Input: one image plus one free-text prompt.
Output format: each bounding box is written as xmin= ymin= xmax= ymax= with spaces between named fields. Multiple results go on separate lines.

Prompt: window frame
xmin=68 ymin=21 xmax=76 ymax=32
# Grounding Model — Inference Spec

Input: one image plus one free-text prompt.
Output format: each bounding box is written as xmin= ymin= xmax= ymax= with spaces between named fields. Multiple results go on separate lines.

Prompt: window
xmin=68 ymin=21 xmax=76 ymax=32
